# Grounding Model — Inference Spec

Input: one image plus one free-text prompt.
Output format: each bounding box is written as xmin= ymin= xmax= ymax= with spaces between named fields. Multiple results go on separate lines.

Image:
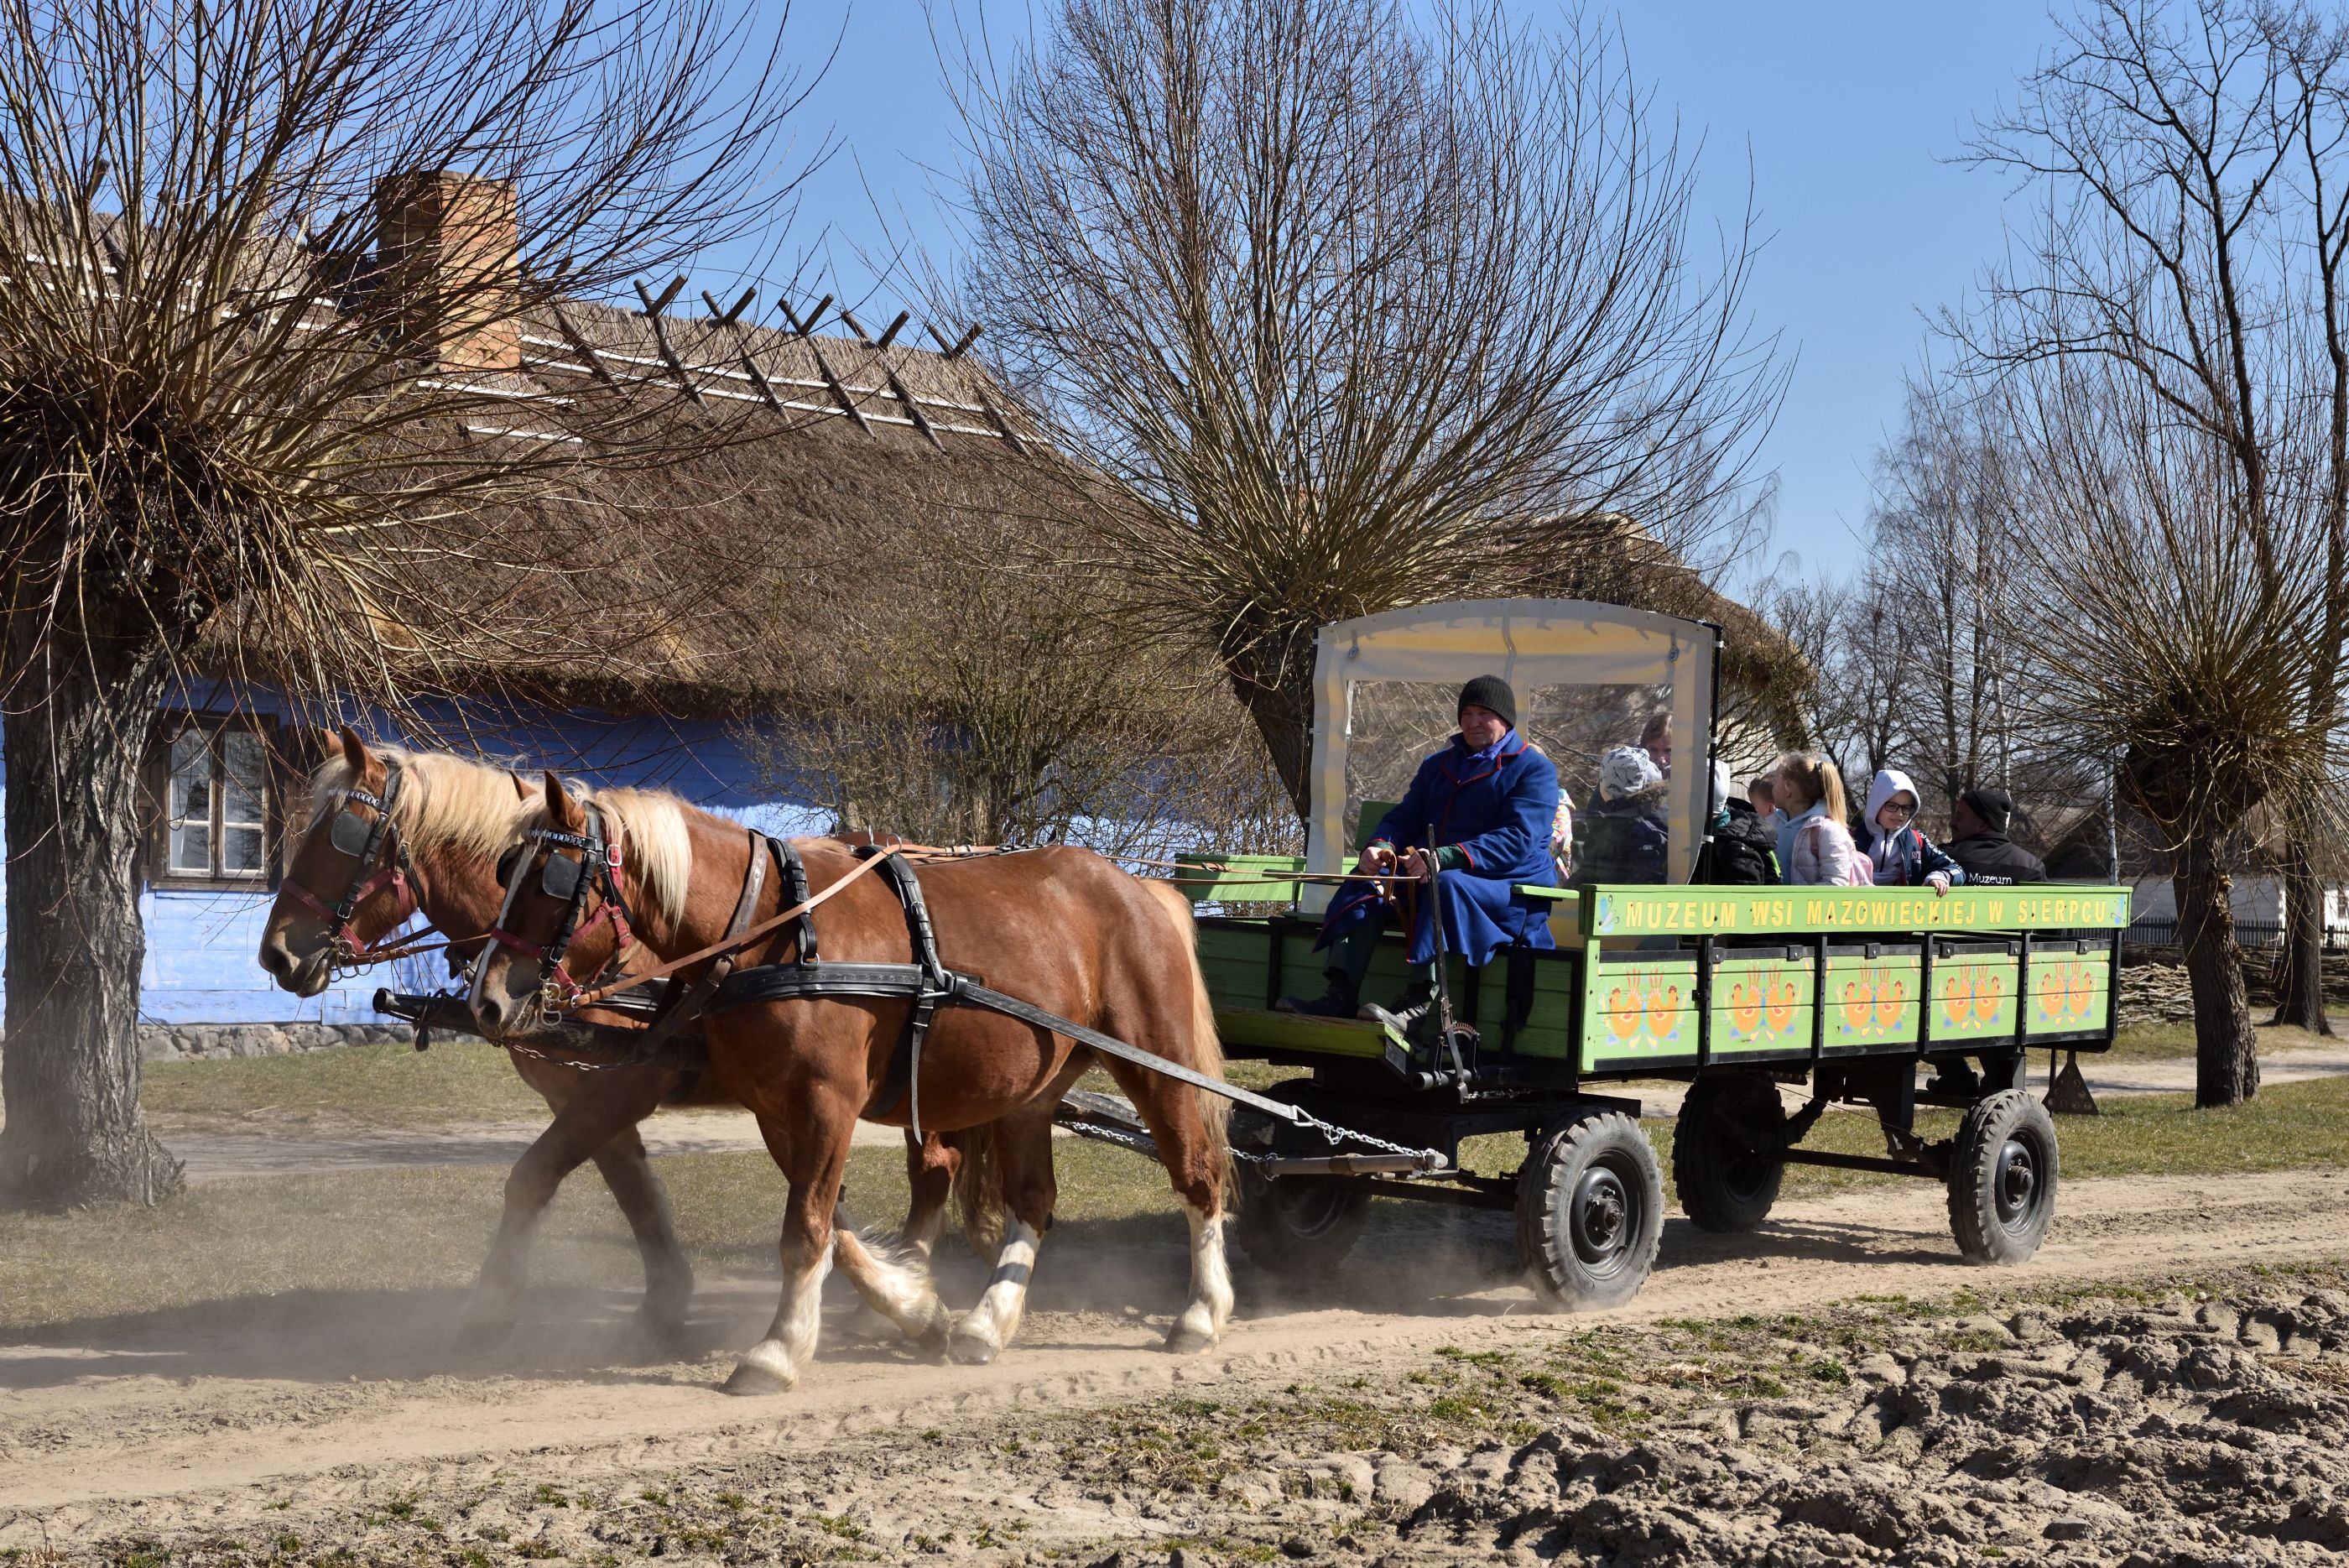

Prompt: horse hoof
xmin=1164 ymin=1321 xmax=1219 ymax=1355
xmin=721 ymin=1345 xmax=799 ymax=1396
xmin=945 ymin=1329 xmax=1000 ymax=1367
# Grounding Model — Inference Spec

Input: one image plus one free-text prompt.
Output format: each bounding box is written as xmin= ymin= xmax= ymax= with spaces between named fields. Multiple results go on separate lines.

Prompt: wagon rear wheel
xmin=1674 ymin=1074 xmax=1786 ymax=1233
xmin=1232 ymin=1162 xmax=1371 ymax=1276
xmin=1517 ymin=1109 xmax=1663 ymax=1310
xmin=1947 ymin=1089 xmax=2059 ymax=1264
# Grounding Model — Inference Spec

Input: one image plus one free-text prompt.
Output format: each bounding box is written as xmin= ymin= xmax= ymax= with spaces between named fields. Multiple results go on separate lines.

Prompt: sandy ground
xmin=153 ymin=1043 xmax=2349 ymax=1185
xmin=7 ymin=1163 xmax=2349 ymax=1556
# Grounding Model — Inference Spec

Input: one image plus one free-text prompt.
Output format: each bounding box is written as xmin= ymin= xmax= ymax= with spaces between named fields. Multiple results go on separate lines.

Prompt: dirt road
xmin=6 ymin=1164 xmax=2348 ymax=1558
xmin=152 ymin=1044 xmax=2349 ymax=1185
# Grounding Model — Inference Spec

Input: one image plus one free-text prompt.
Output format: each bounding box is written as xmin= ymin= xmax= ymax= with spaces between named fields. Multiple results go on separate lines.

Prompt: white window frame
xmin=154 ymin=714 xmax=278 ymax=889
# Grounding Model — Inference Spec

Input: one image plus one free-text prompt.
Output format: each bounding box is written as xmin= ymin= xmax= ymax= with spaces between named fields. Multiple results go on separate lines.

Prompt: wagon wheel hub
xmin=1993 ymin=1138 xmax=2038 ymax=1227
xmin=1572 ymin=1166 xmax=1632 ymax=1264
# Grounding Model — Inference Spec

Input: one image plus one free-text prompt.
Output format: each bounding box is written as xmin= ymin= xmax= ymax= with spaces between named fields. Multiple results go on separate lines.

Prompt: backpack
xmin=1701 ymin=812 xmax=1779 ymax=885
xmin=1800 ymin=817 xmax=1874 ymax=887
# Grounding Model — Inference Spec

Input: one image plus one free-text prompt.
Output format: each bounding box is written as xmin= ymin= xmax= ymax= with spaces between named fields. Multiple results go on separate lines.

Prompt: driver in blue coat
xmin=1277 ymin=675 xmax=1562 ymax=1037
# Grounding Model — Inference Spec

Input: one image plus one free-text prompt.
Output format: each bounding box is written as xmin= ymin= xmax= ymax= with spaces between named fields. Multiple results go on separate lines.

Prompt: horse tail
xmin=1137 ymin=876 xmax=1229 ymax=1180
xmin=951 ymin=1123 xmax=1008 ymax=1258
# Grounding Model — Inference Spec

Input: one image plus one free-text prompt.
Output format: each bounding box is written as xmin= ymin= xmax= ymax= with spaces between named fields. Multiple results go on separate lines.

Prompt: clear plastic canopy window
xmin=1302 ymin=599 xmax=1721 ymax=912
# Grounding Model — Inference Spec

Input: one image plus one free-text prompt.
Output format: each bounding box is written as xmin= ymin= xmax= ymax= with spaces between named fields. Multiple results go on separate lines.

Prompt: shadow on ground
xmin=0 ymin=1199 xmax=1969 ymax=1394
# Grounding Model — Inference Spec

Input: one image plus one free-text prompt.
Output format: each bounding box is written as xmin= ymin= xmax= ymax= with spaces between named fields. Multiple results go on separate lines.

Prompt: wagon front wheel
xmin=1232 ymin=1163 xmax=1371 ymax=1277
xmin=1517 ymin=1109 xmax=1663 ymax=1310
xmin=1947 ymin=1089 xmax=2059 ymax=1264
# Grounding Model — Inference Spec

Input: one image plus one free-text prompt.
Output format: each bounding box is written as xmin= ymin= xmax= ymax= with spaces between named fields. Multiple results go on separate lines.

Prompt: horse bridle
xmin=282 ymin=757 xmax=419 ymax=973
xmin=484 ymin=800 xmax=639 ymax=1020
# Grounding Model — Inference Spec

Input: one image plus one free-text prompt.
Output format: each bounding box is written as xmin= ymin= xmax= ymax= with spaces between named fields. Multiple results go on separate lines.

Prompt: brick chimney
xmin=373 ymin=171 xmax=521 ymax=374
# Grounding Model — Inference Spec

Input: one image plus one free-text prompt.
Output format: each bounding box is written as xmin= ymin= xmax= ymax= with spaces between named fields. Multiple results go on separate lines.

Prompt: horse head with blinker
xmin=259 ymin=727 xmax=430 ymax=996
xmin=470 ymin=771 xmax=642 ymax=1037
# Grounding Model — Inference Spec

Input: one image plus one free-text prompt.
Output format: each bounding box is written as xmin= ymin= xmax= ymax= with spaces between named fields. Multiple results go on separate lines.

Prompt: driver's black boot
xmin=1276 ymin=925 xmax=1377 ymax=1018
xmin=1361 ymin=970 xmax=1435 ymax=1039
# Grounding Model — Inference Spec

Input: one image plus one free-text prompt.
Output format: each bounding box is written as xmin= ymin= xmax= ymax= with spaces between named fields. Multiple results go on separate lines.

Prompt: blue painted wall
xmin=0 ymin=686 xmax=829 ymax=1025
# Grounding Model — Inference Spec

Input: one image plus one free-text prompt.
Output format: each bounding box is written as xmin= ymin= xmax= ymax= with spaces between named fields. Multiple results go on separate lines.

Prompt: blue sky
xmin=742 ymin=3 xmax=2069 ymax=583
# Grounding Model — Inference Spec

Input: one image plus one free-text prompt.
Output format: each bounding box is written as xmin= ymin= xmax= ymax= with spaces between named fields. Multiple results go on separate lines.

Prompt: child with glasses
xmin=1857 ymin=768 xmax=1965 ymax=894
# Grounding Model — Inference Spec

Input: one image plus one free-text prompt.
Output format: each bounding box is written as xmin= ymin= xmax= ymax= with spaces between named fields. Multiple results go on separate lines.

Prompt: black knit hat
xmin=1960 ymin=785 xmax=2015 ymax=833
xmin=1458 ymin=675 xmax=1517 ymax=729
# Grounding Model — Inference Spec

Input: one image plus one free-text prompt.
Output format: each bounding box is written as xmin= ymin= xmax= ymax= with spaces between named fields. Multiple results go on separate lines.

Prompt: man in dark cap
xmin=1277 ymin=675 xmax=1561 ymax=1034
xmin=1944 ymin=786 xmax=2046 ymax=886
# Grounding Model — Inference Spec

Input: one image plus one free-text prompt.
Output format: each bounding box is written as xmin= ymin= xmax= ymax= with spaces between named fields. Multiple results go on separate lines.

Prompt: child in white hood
xmin=1857 ymin=768 xmax=1964 ymax=894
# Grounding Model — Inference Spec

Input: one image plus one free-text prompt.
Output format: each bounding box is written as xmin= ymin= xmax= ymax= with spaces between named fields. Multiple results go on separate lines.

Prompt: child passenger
xmin=1770 ymin=752 xmax=1871 ymax=887
xmin=1574 ymin=746 xmax=1670 ymax=884
xmin=1857 ymin=768 xmax=1963 ymax=895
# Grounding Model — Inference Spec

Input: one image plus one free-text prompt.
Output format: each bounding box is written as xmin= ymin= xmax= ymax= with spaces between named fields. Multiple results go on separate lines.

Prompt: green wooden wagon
xmin=1139 ymin=599 xmax=2127 ymax=1310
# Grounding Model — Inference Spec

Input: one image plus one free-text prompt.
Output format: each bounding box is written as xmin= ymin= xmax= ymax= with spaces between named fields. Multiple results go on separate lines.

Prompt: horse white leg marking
xmin=723 ymin=1234 xmax=833 ymax=1396
xmin=831 ymin=1203 xmax=949 ymax=1346
xmin=1167 ymin=1204 xmax=1232 ymax=1353
xmin=946 ymin=1217 xmax=1041 ymax=1367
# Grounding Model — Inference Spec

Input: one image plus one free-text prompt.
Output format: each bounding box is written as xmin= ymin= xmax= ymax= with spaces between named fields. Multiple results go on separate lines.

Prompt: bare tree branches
xmin=0 ymin=0 xmax=829 ymax=708
xmin=945 ymin=0 xmax=1785 ymax=816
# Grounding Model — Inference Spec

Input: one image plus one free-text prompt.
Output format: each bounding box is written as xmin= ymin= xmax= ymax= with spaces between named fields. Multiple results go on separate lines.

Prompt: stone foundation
xmin=135 ymin=1022 xmax=414 ymax=1063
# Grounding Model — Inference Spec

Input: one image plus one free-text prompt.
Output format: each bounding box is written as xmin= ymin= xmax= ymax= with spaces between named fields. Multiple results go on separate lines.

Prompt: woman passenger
xmin=1770 ymin=752 xmax=1870 ymax=887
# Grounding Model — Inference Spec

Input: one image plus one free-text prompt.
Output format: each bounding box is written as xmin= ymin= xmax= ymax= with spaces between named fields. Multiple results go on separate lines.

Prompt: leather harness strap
xmin=706 ymin=962 xmax=1317 ymax=1130
xmin=565 ymin=844 xmax=899 ymax=1008
xmin=615 ymin=827 xmax=771 ymax=1070
xmin=852 ymin=847 xmax=949 ymax=1134
xmin=530 ymin=837 xmax=1326 ymax=1137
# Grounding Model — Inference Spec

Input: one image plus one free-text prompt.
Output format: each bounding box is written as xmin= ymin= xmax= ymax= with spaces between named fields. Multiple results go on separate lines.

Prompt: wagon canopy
xmin=1303 ymin=598 xmax=1721 ymax=907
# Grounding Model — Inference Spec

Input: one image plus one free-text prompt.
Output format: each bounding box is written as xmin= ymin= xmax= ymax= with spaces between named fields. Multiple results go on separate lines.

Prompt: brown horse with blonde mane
xmin=469 ymin=772 xmax=1233 ymax=1393
xmin=255 ymin=731 xmax=970 ymax=1343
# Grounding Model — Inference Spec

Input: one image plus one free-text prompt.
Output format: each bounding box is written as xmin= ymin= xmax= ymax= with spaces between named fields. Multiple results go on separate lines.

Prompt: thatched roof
xmin=184 ymin=272 xmax=1796 ymax=734
xmin=191 ymin=290 xmax=1104 ymax=721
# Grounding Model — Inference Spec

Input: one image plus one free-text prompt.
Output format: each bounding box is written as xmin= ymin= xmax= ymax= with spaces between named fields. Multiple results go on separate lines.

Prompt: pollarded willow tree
xmin=1996 ymin=356 xmax=2332 ymax=1107
xmin=948 ymin=0 xmax=1785 ymax=819
xmin=1961 ymin=0 xmax=2349 ymax=1039
xmin=0 ymin=0 xmax=826 ymax=1207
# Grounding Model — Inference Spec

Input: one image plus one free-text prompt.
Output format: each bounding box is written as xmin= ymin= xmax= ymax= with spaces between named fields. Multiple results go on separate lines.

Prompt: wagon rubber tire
xmin=1232 ymin=1163 xmax=1371 ymax=1277
xmin=1517 ymin=1110 xmax=1664 ymax=1310
xmin=1947 ymin=1089 xmax=2059 ymax=1265
xmin=1674 ymin=1074 xmax=1786 ymax=1233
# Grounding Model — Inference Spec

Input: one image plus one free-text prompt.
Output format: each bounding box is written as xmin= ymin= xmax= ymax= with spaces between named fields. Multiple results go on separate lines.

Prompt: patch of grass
xmin=1769 ymin=1072 xmax=2349 ymax=1199
xmin=2100 ymin=1020 xmax=2331 ymax=1064
xmin=141 ymin=1040 xmax=552 ymax=1128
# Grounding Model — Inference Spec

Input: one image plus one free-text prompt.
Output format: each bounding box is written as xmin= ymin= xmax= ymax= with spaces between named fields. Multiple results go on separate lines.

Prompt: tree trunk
xmin=2270 ymin=833 xmax=2334 ymax=1034
xmin=1227 ymin=649 xmax=1317 ymax=826
xmin=2175 ymin=828 xmax=2258 ymax=1107
xmin=0 ymin=617 xmax=183 ymax=1207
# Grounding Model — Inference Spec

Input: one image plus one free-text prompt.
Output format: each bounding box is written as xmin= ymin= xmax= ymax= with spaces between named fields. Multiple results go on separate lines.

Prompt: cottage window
xmin=158 ymin=720 xmax=273 ymax=884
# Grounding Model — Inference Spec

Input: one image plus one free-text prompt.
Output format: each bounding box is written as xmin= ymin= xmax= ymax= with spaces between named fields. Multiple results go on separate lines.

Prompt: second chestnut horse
xmin=469 ymin=774 xmax=1232 ymax=1393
